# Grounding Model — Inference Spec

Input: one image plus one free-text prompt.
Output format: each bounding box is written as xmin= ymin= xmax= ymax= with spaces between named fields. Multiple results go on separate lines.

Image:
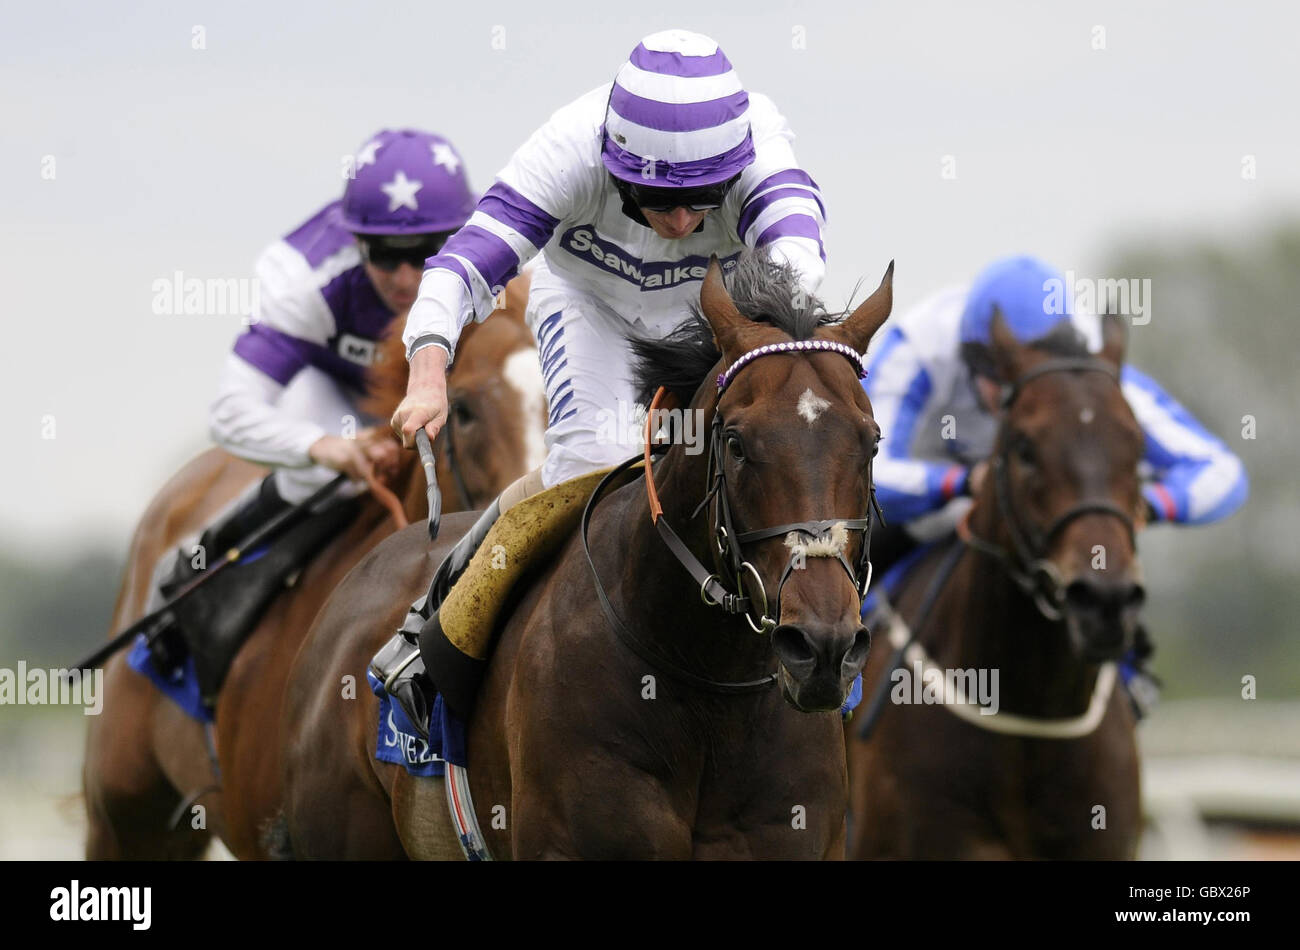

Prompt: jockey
xmin=865 ymin=255 xmax=1248 ymax=560
xmin=862 ymin=256 xmax=1249 ymax=714
xmin=391 ymin=29 xmax=827 ymax=620
xmin=154 ymin=129 xmax=476 ymax=705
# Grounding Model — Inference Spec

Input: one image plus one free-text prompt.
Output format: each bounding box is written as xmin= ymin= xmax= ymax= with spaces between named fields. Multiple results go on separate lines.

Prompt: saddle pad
xmin=437 ymin=462 xmax=644 ymax=662
xmin=367 ymin=670 xmax=466 ymax=777
xmin=125 ymin=634 xmax=212 ymax=724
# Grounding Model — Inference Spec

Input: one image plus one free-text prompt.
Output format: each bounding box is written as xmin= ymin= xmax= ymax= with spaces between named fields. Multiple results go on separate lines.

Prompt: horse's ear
xmin=827 ymin=260 xmax=894 ymax=353
xmin=1099 ymin=311 xmax=1127 ymax=368
xmin=989 ymin=307 xmax=1029 ymax=382
xmin=700 ymin=255 xmax=749 ymax=357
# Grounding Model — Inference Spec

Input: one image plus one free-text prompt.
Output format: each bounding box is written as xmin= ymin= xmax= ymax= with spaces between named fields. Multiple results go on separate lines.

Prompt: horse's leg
xmin=83 ymin=656 xmax=212 ymax=860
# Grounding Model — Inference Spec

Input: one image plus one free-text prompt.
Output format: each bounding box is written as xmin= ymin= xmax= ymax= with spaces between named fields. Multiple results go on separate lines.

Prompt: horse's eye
xmin=451 ymin=401 xmax=474 ymax=426
xmin=727 ymin=435 xmax=745 ymax=461
xmin=1013 ymin=437 xmax=1036 ymax=467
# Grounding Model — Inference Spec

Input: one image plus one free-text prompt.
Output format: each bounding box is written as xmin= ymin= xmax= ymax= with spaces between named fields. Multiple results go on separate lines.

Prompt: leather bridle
xmin=441 ymin=399 xmax=474 ymax=511
xmin=581 ymin=338 xmax=879 ymax=694
xmin=957 ymin=357 xmax=1137 ymax=620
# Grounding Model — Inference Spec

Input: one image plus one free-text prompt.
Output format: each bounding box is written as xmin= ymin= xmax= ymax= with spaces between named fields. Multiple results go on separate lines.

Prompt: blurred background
xmin=1 ymin=0 xmax=1297 ymax=858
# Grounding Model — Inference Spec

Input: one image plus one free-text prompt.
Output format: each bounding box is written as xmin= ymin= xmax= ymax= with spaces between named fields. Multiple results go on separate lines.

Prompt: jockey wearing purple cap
xmin=212 ymin=128 xmax=476 ymax=515
xmin=380 ymin=30 xmax=829 ymax=718
xmin=146 ymin=130 xmax=476 ymax=703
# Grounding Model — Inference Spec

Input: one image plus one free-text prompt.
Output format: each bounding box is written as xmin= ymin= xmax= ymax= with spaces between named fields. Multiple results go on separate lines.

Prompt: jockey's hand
xmin=358 ymin=426 xmax=402 ymax=486
xmin=392 ymin=344 xmax=450 ymax=449
xmin=308 ymin=434 xmax=378 ymax=484
xmin=967 ymin=460 xmax=990 ymax=496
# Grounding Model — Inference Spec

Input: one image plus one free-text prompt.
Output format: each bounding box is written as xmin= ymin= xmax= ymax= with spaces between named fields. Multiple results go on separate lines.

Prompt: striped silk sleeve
xmin=1122 ymin=366 xmax=1249 ymax=525
xmin=865 ymin=327 xmax=969 ymax=523
xmin=404 ymin=113 xmax=578 ymax=361
xmin=734 ymin=95 xmax=827 ymax=291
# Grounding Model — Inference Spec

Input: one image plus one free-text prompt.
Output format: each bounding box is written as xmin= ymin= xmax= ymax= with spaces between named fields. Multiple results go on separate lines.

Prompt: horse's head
xmin=692 ymin=256 xmax=894 ymax=712
xmin=440 ymin=309 xmax=546 ymax=507
xmin=977 ymin=309 xmax=1146 ymax=660
xmin=365 ymin=276 xmax=545 ymax=512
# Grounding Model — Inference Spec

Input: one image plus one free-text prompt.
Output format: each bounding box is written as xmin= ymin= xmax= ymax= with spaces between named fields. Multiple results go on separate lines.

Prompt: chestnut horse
xmin=82 ymin=281 xmax=543 ymax=859
xmin=846 ymin=312 xmax=1146 ymax=859
xmin=279 ymin=253 xmax=894 ymax=859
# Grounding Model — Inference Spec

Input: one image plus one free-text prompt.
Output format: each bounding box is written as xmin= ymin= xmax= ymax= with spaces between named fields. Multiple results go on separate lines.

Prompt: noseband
xmin=957 ymin=357 xmax=1137 ymax=620
xmin=648 ymin=339 xmax=879 ymax=635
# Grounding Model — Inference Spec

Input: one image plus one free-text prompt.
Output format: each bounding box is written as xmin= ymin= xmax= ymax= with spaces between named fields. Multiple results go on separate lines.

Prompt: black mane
xmin=629 ymin=250 xmax=840 ymax=407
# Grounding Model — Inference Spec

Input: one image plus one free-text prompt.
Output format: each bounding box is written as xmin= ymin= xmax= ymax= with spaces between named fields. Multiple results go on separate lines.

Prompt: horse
xmin=81 ymin=278 xmax=543 ymax=859
xmin=845 ymin=311 xmax=1147 ymax=860
xmin=279 ymin=253 xmax=894 ymax=859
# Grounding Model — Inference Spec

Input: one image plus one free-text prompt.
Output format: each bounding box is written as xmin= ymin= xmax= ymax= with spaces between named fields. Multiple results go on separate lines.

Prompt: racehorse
xmin=846 ymin=311 xmax=1147 ymax=859
xmin=279 ymin=253 xmax=894 ymax=859
xmin=81 ymin=280 xmax=542 ymax=859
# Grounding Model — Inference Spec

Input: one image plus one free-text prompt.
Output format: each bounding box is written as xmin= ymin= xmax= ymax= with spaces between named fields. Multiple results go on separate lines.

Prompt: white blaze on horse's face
xmin=503 ymin=347 xmax=548 ymax=470
xmin=796 ymin=387 xmax=831 ymax=425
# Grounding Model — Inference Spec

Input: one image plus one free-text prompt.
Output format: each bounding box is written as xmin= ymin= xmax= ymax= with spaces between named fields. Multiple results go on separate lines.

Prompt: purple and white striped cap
xmin=602 ymin=30 xmax=755 ymax=187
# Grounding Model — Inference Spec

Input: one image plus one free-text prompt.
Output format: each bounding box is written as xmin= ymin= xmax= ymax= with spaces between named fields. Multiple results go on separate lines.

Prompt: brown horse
xmin=846 ymin=312 xmax=1147 ymax=860
xmin=82 ymin=280 xmax=542 ymax=859
xmin=280 ymin=253 xmax=894 ymax=859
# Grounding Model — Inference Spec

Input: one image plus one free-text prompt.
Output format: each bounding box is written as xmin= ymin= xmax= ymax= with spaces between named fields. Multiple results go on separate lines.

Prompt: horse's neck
xmin=931 ymin=509 xmax=1104 ymax=719
xmin=614 ymin=441 xmax=778 ymax=686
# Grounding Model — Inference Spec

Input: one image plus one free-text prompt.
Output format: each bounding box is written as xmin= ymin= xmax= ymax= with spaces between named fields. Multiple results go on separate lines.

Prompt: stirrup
xmin=371 ymin=630 xmax=436 ymax=741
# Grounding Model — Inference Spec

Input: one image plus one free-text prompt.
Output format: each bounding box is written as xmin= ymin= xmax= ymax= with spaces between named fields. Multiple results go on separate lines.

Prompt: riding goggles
xmin=356 ymin=232 xmax=452 ymax=272
xmin=615 ymin=174 xmax=740 ymax=213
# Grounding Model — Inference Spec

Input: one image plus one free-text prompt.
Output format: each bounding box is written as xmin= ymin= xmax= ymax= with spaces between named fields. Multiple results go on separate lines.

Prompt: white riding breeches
xmin=525 ymin=258 xmax=660 ymax=489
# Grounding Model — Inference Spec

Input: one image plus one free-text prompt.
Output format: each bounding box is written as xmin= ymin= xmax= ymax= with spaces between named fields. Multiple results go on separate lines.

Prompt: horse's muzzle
xmin=771 ymin=621 xmax=872 ymax=712
xmin=1064 ymin=575 xmax=1146 ymax=661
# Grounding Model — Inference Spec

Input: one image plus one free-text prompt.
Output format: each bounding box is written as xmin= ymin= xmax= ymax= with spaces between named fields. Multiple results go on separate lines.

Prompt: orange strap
xmin=364 ymin=470 xmax=409 ymax=530
xmin=644 ymin=386 xmax=669 ymax=523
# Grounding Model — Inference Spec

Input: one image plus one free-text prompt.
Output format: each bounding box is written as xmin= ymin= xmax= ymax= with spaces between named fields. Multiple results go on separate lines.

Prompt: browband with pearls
xmin=716 ymin=339 xmax=867 ymax=393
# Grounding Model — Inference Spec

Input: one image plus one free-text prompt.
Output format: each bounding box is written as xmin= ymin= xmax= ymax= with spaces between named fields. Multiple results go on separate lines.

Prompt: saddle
xmin=148 ymin=495 xmax=360 ymax=713
xmin=373 ymin=462 xmax=645 ymax=735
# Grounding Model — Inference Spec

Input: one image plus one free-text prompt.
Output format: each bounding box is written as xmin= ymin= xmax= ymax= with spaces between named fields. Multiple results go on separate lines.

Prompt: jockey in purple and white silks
xmin=212 ymin=128 xmax=476 ymax=511
xmin=864 ymin=255 xmax=1249 ymax=566
xmin=145 ymin=129 xmax=479 ymax=706
xmin=382 ymin=30 xmax=831 ymax=715
xmin=392 ymin=29 xmax=826 ymax=489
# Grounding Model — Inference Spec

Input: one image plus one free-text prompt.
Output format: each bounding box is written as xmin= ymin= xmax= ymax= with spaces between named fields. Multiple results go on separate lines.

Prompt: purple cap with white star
xmin=339 ymin=129 xmax=477 ymax=235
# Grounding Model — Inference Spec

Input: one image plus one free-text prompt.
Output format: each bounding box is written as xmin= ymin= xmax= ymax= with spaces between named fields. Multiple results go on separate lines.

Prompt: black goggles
xmin=356 ymin=232 xmax=452 ymax=271
xmin=615 ymin=175 xmax=738 ymax=213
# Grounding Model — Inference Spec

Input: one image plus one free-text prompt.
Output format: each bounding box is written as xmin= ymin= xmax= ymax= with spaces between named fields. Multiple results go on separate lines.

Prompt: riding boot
xmin=149 ymin=476 xmax=291 ymax=673
xmin=376 ymin=469 xmax=546 ymax=738
xmin=150 ymin=474 xmax=358 ymax=708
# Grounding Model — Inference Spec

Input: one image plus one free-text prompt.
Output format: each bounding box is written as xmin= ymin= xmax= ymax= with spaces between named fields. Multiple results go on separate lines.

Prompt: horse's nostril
xmin=1066 ymin=579 xmax=1144 ymax=614
xmin=844 ymin=626 xmax=872 ymax=669
xmin=771 ymin=625 xmax=816 ymax=670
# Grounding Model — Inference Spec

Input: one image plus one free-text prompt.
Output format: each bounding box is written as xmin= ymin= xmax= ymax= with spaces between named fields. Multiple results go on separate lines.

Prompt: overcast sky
xmin=4 ymin=0 xmax=1298 ymax=556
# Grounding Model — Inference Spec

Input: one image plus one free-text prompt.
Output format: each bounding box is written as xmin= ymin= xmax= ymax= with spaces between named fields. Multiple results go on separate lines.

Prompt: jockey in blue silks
xmin=862 ymin=255 xmax=1249 ymax=713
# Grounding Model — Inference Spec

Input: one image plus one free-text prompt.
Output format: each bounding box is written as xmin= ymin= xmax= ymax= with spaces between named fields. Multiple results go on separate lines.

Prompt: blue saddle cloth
xmin=367 ymin=670 xmax=468 ymax=778
xmin=125 ymin=633 xmax=211 ymax=723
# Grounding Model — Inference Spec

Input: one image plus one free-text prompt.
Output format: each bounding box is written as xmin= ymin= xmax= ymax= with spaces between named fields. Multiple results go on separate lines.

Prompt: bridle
xmin=582 ymin=337 xmax=880 ymax=694
xmin=441 ymin=399 xmax=474 ymax=510
xmin=957 ymin=357 xmax=1137 ymax=621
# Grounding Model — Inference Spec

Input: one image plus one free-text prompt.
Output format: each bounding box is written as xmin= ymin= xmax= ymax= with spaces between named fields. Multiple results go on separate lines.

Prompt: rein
xmin=581 ymin=338 xmax=878 ymax=694
xmin=958 ymin=357 xmax=1136 ymax=621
